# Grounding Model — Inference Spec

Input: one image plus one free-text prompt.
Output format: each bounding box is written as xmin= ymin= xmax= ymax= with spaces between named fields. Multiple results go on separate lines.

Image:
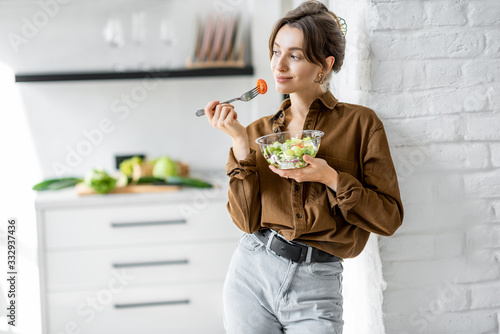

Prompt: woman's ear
xmin=325 ymin=56 xmax=335 ymax=74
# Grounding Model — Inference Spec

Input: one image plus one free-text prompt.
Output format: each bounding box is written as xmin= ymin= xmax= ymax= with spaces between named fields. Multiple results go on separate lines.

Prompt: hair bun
xmin=296 ymin=0 xmax=330 ymax=15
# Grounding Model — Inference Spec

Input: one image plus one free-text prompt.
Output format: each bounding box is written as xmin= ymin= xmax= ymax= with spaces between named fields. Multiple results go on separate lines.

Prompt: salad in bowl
xmin=255 ymin=130 xmax=324 ymax=169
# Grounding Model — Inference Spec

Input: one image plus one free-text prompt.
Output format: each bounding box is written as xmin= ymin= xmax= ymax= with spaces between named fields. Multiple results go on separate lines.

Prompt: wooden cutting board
xmin=76 ymin=183 xmax=180 ymax=196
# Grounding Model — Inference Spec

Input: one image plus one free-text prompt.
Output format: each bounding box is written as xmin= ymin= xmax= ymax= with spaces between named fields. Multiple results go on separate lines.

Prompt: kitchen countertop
xmin=35 ymin=170 xmax=230 ymax=209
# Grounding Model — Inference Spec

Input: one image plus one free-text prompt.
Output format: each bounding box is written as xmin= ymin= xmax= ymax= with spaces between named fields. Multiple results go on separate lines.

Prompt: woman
xmin=203 ymin=1 xmax=403 ymax=333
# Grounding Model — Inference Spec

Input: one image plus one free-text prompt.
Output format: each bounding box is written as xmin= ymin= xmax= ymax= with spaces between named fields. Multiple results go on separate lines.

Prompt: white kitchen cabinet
xmin=36 ymin=186 xmax=242 ymax=334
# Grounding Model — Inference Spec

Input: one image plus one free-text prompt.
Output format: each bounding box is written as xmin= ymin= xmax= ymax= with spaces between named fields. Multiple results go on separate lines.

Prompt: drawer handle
xmin=110 ymin=219 xmax=187 ymax=228
xmin=112 ymin=259 xmax=189 ymax=268
xmin=114 ymin=299 xmax=190 ymax=309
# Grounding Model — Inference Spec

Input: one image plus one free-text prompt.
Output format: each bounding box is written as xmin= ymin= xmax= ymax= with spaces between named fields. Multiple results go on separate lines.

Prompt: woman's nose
xmin=275 ymin=57 xmax=287 ymax=72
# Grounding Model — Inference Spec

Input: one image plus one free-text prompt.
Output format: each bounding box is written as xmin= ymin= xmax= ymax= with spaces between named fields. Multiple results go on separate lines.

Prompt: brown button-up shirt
xmin=226 ymin=90 xmax=403 ymax=259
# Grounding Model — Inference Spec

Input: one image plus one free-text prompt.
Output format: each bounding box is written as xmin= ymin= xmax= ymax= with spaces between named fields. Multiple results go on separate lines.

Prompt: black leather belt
xmin=253 ymin=229 xmax=341 ymax=263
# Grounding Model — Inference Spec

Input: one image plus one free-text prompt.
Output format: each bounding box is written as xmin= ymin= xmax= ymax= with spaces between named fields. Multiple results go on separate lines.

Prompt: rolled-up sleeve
xmin=226 ymin=148 xmax=262 ymax=233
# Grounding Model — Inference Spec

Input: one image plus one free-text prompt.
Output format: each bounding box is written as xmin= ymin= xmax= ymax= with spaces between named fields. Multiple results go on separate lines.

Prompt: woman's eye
xmin=291 ymin=54 xmax=300 ymax=60
xmin=272 ymin=50 xmax=280 ymax=56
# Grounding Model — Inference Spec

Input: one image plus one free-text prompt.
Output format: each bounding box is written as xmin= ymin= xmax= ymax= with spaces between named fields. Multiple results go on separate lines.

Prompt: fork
xmin=195 ymin=86 xmax=260 ymax=117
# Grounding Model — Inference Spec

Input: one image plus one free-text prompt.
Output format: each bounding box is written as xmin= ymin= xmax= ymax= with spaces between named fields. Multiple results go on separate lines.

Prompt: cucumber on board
xmin=166 ymin=176 xmax=213 ymax=188
xmin=32 ymin=177 xmax=83 ymax=191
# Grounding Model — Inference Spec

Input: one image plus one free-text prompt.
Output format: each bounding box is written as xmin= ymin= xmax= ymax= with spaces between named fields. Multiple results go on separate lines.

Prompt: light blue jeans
xmin=223 ymin=233 xmax=344 ymax=333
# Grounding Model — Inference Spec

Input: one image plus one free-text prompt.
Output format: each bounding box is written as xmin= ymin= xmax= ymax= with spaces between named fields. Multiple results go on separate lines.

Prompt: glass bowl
xmin=255 ymin=130 xmax=324 ymax=169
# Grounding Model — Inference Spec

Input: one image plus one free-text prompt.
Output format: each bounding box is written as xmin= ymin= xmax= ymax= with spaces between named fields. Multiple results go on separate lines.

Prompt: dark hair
xmin=268 ymin=0 xmax=346 ymax=82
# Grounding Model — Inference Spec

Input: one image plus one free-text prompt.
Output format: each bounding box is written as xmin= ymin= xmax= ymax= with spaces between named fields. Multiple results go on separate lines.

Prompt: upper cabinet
xmin=5 ymin=0 xmax=254 ymax=82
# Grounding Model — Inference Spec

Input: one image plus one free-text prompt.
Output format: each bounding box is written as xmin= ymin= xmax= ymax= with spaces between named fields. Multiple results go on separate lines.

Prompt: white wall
xmin=367 ymin=0 xmax=500 ymax=333
xmin=0 ymin=0 xmax=283 ymax=178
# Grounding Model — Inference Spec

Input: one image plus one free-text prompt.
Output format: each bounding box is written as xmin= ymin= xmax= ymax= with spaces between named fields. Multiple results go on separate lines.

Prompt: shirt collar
xmin=268 ymin=90 xmax=339 ymax=126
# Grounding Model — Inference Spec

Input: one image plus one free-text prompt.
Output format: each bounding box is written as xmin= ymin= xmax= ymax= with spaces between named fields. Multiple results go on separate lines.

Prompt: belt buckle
xmin=270 ymin=234 xmax=308 ymax=263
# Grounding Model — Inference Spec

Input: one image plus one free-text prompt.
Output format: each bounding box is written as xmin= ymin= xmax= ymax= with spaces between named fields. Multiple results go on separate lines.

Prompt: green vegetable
xmin=116 ymin=173 xmax=130 ymax=187
xmin=119 ymin=156 xmax=143 ymax=177
xmin=136 ymin=176 xmax=166 ymax=184
xmin=32 ymin=177 xmax=82 ymax=191
xmin=84 ymin=169 xmax=116 ymax=194
xmin=166 ymin=176 xmax=212 ymax=188
xmin=262 ymin=136 xmax=319 ymax=169
xmin=153 ymin=156 xmax=178 ymax=179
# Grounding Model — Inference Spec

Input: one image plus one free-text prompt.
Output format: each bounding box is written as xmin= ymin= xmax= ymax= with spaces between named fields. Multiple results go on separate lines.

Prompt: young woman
xmin=203 ymin=1 xmax=403 ymax=332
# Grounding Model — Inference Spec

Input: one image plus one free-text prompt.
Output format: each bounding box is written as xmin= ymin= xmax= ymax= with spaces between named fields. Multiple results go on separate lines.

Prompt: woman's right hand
xmin=204 ymin=101 xmax=246 ymax=138
xmin=204 ymin=100 xmax=250 ymax=160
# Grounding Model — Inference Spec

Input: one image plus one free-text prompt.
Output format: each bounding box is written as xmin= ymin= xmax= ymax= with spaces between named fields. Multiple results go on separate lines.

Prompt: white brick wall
xmin=329 ymin=1 xmax=387 ymax=333
xmin=368 ymin=0 xmax=500 ymax=333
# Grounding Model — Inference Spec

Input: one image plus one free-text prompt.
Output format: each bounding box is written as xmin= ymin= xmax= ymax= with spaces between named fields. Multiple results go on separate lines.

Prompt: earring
xmin=316 ymin=73 xmax=324 ymax=84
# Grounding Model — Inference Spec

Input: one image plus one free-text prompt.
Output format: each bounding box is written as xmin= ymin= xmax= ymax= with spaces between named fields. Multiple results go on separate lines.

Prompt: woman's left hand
xmin=268 ymin=155 xmax=339 ymax=192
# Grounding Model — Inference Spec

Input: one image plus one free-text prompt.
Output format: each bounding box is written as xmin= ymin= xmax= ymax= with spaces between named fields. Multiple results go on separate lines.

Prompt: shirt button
xmin=273 ymin=128 xmax=278 ymax=133
xmin=296 ymin=213 xmax=302 ymax=219
xmin=295 ymin=185 xmax=300 ymax=191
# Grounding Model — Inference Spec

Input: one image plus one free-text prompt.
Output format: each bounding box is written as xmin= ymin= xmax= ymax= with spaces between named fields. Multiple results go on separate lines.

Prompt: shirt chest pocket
xmin=305 ymin=154 xmax=358 ymax=207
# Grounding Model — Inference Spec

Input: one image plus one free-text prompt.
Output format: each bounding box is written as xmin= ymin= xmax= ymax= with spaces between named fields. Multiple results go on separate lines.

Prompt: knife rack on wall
xmin=185 ymin=11 xmax=250 ymax=69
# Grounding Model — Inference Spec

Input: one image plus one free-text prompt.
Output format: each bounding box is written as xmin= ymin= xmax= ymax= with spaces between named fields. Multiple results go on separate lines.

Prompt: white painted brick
xmin=424 ymin=60 xmax=462 ymax=89
xmin=447 ymin=31 xmax=487 ymax=58
xmin=383 ymin=283 xmax=468 ymax=316
xmin=485 ymin=30 xmax=500 ymax=57
xmin=395 ymin=193 xmax=492 ymax=234
xmin=433 ymin=199 xmax=494 ymax=226
xmin=382 ymin=258 xmax=465 ymax=286
xmin=424 ymin=1 xmax=467 ymax=27
xmin=370 ymin=60 xmax=403 ymax=91
xmin=468 ymin=1 xmax=500 ymax=27
xmin=487 ymin=85 xmax=499 ymax=111
xmin=463 ymin=61 xmax=500 ymax=85
xmin=392 ymin=200 xmax=433 ymax=235
xmin=435 ymin=232 xmax=465 ymax=259
xmin=464 ymin=112 xmax=500 ymax=141
xmin=379 ymin=234 xmax=435 ymax=261
xmin=444 ymin=85 xmax=490 ymax=113
xmin=467 ymin=224 xmax=500 ymax=250
xmin=370 ymin=60 xmax=429 ymax=92
xmin=435 ymin=174 xmax=465 ymax=201
xmin=401 ymin=61 xmax=427 ymax=90
xmin=371 ymin=31 xmax=485 ymax=61
xmin=370 ymin=2 xmax=425 ymax=30
xmin=383 ymin=256 xmax=499 ymax=286
xmin=427 ymin=310 xmax=498 ymax=334
xmin=428 ymin=143 xmax=489 ymax=170
xmin=490 ymin=143 xmax=500 ymax=168
xmin=380 ymin=314 xmax=408 ymax=334
xmin=385 ymin=310 xmax=498 ymax=334
xmin=371 ymin=92 xmax=424 ymax=118
xmin=384 ymin=115 xmax=460 ymax=146
xmin=494 ymin=200 xmax=500 ymax=220
xmin=373 ymin=85 xmax=490 ymax=119
xmin=392 ymin=143 xmax=489 ymax=171
xmin=464 ymin=170 xmax=500 ymax=199
xmin=470 ymin=282 xmax=500 ymax=309
xmin=397 ymin=173 xmax=435 ymax=203
xmin=361 ymin=1 xmax=500 ymax=331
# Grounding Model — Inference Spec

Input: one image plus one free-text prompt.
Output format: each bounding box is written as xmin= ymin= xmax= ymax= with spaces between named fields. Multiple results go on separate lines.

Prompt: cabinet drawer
xmin=47 ymin=281 xmax=226 ymax=334
xmin=46 ymin=240 xmax=238 ymax=291
xmin=43 ymin=201 xmax=240 ymax=249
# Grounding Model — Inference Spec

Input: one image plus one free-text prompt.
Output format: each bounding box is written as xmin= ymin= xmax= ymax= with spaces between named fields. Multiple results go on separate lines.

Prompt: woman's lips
xmin=275 ymin=76 xmax=292 ymax=83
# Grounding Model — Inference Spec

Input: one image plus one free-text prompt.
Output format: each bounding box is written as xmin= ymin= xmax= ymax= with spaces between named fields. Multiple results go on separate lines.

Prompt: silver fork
xmin=195 ymin=86 xmax=260 ymax=117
